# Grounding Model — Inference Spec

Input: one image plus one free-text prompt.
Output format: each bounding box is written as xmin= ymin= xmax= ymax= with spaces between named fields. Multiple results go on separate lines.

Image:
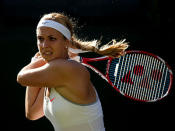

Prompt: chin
xmin=45 ymin=57 xmax=60 ymax=62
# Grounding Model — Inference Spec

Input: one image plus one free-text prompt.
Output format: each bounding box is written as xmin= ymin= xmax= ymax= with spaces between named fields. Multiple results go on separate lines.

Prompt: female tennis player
xmin=17 ymin=12 xmax=128 ymax=131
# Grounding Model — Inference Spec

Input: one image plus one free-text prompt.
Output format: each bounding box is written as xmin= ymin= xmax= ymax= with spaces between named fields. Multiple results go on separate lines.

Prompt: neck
xmin=62 ymin=50 xmax=69 ymax=59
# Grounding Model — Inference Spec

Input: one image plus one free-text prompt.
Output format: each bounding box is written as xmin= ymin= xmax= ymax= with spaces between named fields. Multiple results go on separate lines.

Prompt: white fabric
xmin=37 ymin=20 xmax=71 ymax=40
xmin=43 ymin=88 xmax=105 ymax=131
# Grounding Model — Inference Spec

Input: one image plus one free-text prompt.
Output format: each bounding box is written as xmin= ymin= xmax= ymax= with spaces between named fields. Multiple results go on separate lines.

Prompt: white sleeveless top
xmin=43 ymin=88 xmax=105 ymax=131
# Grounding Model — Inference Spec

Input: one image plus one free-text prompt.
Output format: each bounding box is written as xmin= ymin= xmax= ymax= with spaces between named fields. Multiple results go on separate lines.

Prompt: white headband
xmin=37 ymin=19 xmax=90 ymax=54
xmin=37 ymin=19 xmax=71 ymax=40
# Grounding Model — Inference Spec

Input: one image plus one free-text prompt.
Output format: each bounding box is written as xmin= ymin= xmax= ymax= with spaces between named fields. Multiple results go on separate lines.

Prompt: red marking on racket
xmin=139 ymin=77 xmax=150 ymax=89
xmin=151 ymin=69 xmax=162 ymax=81
xmin=122 ymin=71 xmax=133 ymax=84
xmin=134 ymin=65 xmax=144 ymax=76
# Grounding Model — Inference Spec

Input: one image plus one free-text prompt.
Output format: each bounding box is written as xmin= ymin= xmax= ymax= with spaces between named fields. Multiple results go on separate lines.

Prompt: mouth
xmin=42 ymin=51 xmax=53 ymax=57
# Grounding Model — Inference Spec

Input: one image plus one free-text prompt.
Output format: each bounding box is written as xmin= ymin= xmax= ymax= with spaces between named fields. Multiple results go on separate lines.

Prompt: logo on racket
xmin=50 ymin=97 xmax=56 ymax=102
xmin=121 ymin=65 xmax=163 ymax=89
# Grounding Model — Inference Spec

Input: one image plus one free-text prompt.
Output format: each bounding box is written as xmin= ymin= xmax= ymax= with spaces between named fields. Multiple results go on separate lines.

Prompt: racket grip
xmin=71 ymin=56 xmax=81 ymax=62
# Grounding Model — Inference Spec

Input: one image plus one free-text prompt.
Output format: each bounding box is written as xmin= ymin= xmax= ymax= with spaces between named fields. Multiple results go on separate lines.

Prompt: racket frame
xmin=78 ymin=50 xmax=173 ymax=102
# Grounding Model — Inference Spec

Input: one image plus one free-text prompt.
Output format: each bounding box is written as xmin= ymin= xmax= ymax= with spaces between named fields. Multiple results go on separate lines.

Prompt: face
xmin=36 ymin=27 xmax=69 ymax=62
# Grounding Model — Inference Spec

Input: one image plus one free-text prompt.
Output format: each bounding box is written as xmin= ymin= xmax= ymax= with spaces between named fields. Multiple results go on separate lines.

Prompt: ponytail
xmin=40 ymin=12 xmax=128 ymax=58
xmin=71 ymin=36 xmax=129 ymax=58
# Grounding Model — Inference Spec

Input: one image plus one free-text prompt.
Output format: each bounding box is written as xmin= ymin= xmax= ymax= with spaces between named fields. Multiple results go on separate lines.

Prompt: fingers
xmin=31 ymin=52 xmax=43 ymax=63
xmin=34 ymin=52 xmax=42 ymax=58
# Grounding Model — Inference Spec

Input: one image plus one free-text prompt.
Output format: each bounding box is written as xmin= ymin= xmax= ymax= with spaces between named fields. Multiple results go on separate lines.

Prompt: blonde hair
xmin=39 ymin=12 xmax=129 ymax=57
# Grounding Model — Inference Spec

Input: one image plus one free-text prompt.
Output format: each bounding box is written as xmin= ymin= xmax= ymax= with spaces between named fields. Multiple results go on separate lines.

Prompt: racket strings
xmin=109 ymin=53 xmax=170 ymax=101
xmin=132 ymin=54 xmax=146 ymax=100
xmin=146 ymin=57 xmax=159 ymax=100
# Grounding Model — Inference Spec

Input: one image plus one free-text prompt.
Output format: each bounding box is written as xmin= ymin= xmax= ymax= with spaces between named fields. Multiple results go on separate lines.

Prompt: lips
xmin=42 ymin=51 xmax=53 ymax=56
xmin=44 ymin=51 xmax=52 ymax=55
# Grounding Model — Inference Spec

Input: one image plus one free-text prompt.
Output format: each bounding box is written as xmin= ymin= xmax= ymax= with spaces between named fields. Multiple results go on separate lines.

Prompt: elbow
xmin=25 ymin=104 xmax=39 ymax=120
xmin=17 ymin=73 xmax=27 ymax=86
xmin=25 ymin=112 xmax=34 ymax=120
xmin=25 ymin=112 xmax=38 ymax=121
xmin=17 ymin=74 xmax=22 ymax=84
xmin=25 ymin=108 xmax=44 ymax=121
xmin=26 ymin=115 xmax=37 ymax=121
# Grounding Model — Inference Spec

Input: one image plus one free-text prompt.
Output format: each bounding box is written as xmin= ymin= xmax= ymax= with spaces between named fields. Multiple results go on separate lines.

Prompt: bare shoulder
xmin=50 ymin=59 xmax=90 ymax=78
xmin=69 ymin=59 xmax=90 ymax=77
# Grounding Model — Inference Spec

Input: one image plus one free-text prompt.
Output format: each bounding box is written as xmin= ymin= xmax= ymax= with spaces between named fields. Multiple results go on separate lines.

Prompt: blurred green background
xmin=1 ymin=0 xmax=174 ymax=131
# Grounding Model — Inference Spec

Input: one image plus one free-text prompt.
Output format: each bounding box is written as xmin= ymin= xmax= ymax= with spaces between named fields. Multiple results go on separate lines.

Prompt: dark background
xmin=1 ymin=0 xmax=174 ymax=131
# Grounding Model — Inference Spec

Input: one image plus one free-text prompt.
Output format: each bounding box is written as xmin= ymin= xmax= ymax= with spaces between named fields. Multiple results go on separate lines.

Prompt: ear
xmin=65 ymin=39 xmax=72 ymax=48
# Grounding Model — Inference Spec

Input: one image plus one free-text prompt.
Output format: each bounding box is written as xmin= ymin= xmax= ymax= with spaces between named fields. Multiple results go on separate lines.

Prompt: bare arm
xmin=17 ymin=52 xmax=90 ymax=120
xmin=17 ymin=58 xmax=83 ymax=88
xmin=22 ymin=53 xmax=46 ymax=120
xmin=25 ymin=87 xmax=45 ymax=120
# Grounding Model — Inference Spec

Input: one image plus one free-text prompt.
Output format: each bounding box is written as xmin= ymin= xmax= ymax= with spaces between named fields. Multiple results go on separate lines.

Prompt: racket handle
xmin=71 ymin=56 xmax=81 ymax=62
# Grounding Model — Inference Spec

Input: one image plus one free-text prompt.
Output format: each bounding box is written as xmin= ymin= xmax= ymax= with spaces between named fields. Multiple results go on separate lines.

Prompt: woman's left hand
xmin=30 ymin=52 xmax=47 ymax=68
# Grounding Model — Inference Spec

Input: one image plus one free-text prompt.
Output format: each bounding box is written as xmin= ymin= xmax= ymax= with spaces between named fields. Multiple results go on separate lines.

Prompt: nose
xmin=41 ymin=41 xmax=49 ymax=48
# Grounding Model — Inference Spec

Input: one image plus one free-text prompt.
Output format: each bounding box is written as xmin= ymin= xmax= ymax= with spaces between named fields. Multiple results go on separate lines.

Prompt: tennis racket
xmin=75 ymin=50 xmax=173 ymax=102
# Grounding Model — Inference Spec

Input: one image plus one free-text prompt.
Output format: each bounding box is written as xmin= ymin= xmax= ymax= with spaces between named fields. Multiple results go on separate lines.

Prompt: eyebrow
xmin=37 ymin=35 xmax=56 ymax=37
xmin=48 ymin=35 xmax=56 ymax=37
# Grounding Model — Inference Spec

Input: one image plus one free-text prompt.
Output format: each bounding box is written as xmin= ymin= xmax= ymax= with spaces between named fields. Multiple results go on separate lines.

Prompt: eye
xmin=37 ymin=36 xmax=44 ymax=42
xmin=49 ymin=36 xmax=56 ymax=41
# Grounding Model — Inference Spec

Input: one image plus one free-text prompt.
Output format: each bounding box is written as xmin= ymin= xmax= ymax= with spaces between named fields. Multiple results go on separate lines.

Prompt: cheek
xmin=54 ymin=41 xmax=66 ymax=50
xmin=54 ymin=45 xmax=64 ymax=55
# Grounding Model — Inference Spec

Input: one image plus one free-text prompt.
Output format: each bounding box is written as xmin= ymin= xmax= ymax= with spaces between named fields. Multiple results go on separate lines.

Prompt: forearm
xmin=25 ymin=86 xmax=40 ymax=107
xmin=17 ymin=58 xmax=46 ymax=85
xmin=25 ymin=87 xmax=44 ymax=120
